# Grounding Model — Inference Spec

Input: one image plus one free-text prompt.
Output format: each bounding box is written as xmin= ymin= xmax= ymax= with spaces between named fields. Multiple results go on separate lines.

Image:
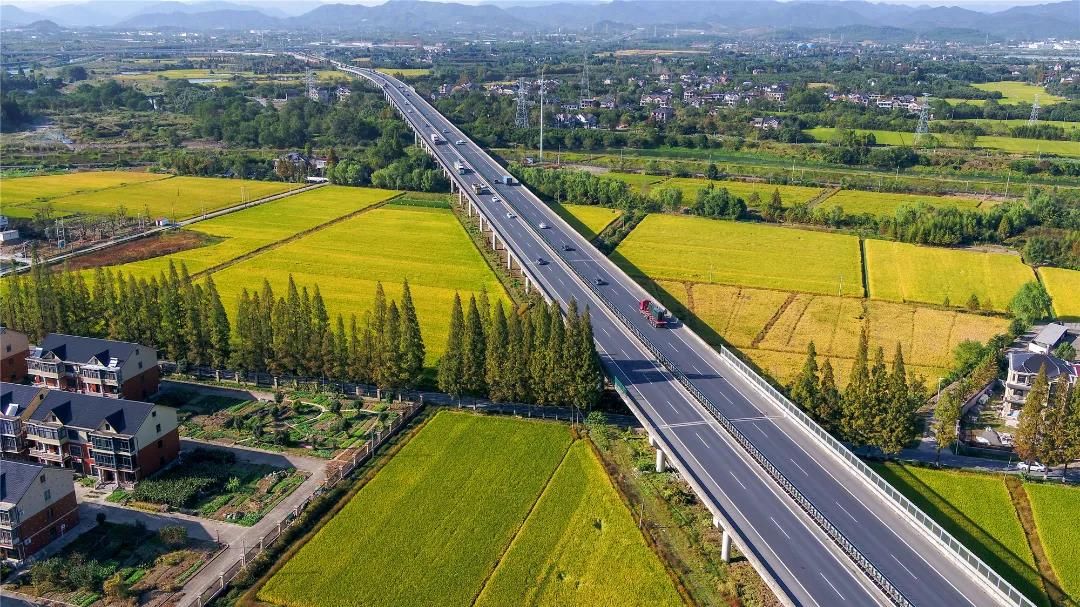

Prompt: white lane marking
xmin=770 ymin=516 xmax=791 ymax=540
xmin=619 ymin=348 xmax=630 ymax=360
xmin=729 ymin=470 xmax=748 ymax=491
xmin=835 ymin=501 xmax=859 ymax=523
xmin=696 ymin=432 xmax=711 ymax=449
xmin=665 ymin=400 xmax=679 ymax=414
xmin=754 ymin=423 xmax=770 ymax=439
xmin=789 ymin=458 xmax=810 ymax=476
xmin=891 ymin=555 xmax=918 ymax=580
xmin=820 ymin=573 xmax=847 ymax=601
xmin=659 ymin=421 xmax=712 ymax=429
xmin=599 ymin=326 xmax=611 ymax=338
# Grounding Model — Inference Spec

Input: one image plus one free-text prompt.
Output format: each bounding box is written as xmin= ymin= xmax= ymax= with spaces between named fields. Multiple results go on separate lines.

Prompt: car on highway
xmin=536 ymin=257 xmax=548 ymax=265
xmin=455 ymin=140 xmax=465 ymax=145
xmin=442 ymin=128 xmax=449 ymax=133
xmin=562 ymin=243 xmax=575 ymax=251
xmin=491 ymin=196 xmax=501 ymax=203
xmin=538 ymin=223 xmax=549 ymax=229
xmin=506 ymin=212 xmax=516 ymax=219
xmin=1017 ymin=461 xmax=1047 ymax=473
xmin=594 ymin=276 xmax=607 ymax=286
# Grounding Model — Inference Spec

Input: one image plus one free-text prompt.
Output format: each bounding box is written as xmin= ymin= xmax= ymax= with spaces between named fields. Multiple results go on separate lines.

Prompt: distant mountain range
xmin=2 ymin=0 xmax=1078 ymax=40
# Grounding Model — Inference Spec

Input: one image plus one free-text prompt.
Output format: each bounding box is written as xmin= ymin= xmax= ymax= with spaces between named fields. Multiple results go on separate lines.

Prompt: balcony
xmin=29 ymin=447 xmax=67 ymax=463
xmin=0 ymin=530 xmax=16 ymax=548
xmin=26 ymin=361 xmax=61 ymax=378
xmin=80 ymin=370 xmax=120 ymax=385
xmin=27 ymin=427 xmax=65 ymax=444
xmin=0 ymin=510 xmax=18 ymax=528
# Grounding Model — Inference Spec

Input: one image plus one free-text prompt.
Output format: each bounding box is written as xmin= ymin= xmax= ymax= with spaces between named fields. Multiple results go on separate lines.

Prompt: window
xmin=156 ymin=424 xmax=161 ymax=434
xmin=39 ymin=474 xmax=46 ymax=484
xmin=138 ymin=361 xmax=143 ymax=369
xmin=68 ymin=429 xmax=79 ymax=440
xmin=69 ymin=444 xmax=81 ymax=457
xmin=46 ymin=507 xmax=54 ymax=523
xmin=157 ymin=439 xmax=163 ymax=448
xmin=44 ymin=489 xmax=51 ymax=501
xmin=151 ymin=410 xmax=156 ymax=418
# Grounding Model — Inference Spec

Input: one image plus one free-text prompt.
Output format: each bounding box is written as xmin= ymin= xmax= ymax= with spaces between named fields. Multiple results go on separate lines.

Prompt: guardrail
xmin=716 ymin=348 xmax=1037 ymax=607
xmin=354 ymin=67 xmax=1032 ymax=607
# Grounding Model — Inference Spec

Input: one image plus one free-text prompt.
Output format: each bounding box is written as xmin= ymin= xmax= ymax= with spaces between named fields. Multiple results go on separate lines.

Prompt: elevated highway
xmin=338 ymin=62 xmax=1035 ymax=607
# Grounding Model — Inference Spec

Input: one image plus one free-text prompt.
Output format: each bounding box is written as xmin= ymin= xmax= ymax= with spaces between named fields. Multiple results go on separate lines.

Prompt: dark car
xmin=594 ymin=276 xmax=606 ymax=286
xmin=562 ymin=243 xmax=575 ymax=251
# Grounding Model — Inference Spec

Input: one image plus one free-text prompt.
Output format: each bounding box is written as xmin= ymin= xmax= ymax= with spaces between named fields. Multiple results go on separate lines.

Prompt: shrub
xmin=158 ymin=525 xmax=188 ymax=548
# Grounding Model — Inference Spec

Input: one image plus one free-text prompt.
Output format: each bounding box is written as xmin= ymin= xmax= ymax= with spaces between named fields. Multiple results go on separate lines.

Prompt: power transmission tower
xmin=913 ymin=94 xmax=930 ymax=146
xmin=539 ymin=66 xmax=546 ymax=163
xmin=580 ymin=52 xmax=590 ymax=101
xmin=1028 ymin=94 xmax=1040 ymax=125
xmin=306 ymin=70 xmax=317 ymax=101
xmin=515 ymin=78 xmax=529 ymax=129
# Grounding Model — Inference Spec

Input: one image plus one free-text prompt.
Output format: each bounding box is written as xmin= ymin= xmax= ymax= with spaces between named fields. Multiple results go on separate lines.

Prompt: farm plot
xmin=107 ymin=186 xmax=397 ymax=278
xmin=613 ymin=215 xmax=863 ymax=296
xmin=475 ymin=440 xmax=684 ymax=607
xmin=208 ymin=204 xmax=510 ymax=364
xmin=28 ymin=176 xmax=299 ymax=220
xmin=804 ymin=127 xmax=1079 ymax=156
xmin=257 ymin=412 xmax=574 ymax=607
xmin=654 ymin=177 xmax=825 ymax=207
xmin=972 ymin=82 xmax=1065 ymax=105
xmin=872 ymin=463 xmax=1047 ymax=606
xmin=818 ymin=189 xmax=985 ymax=217
xmin=1038 ymin=266 xmax=1080 ymax=321
xmin=1025 ymin=483 xmax=1080 ymax=601
xmin=553 ymin=203 xmax=622 ymax=239
xmin=601 ymin=171 xmax=668 ymax=193
xmin=0 ymin=171 xmax=169 ymax=214
xmin=864 ymin=240 xmax=1034 ymax=312
xmin=375 ymin=67 xmax=431 ymax=77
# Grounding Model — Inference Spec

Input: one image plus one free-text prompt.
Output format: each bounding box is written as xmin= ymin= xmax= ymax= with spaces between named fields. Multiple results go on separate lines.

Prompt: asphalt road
xmin=346 ymin=66 xmax=1020 ymax=607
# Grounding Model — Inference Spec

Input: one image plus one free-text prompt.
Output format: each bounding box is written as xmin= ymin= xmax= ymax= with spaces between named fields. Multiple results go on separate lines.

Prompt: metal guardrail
xmin=352 ymin=67 xmax=1032 ymax=607
xmin=715 ymin=349 xmax=1037 ymax=607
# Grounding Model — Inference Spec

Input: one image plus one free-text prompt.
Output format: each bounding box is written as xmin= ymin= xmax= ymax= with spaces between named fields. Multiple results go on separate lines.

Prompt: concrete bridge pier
xmin=649 ymin=435 xmax=668 ymax=473
xmin=713 ymin=516 xmax=734 ymax=562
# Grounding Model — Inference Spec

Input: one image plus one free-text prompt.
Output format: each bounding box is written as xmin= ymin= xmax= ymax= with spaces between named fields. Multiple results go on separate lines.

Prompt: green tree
xmin=437 ymin=294 xmax=466 ymax=400
xmin=485 ymin=302 xmax=510 ymax=401
xmin=841 ymin=328 xmax=874 ymax=447
xmin=1014 ymin=366 xmax=1049 ymax=469
xmin=462 ymin=296 xmax=487 ymax=396
xmin=204 ymin=276 xmax=230 ymax=369
xmin=790 ymin=342 xmax=821 ymax=418
xmin=818 ymin=360 xmax=842 ymax=433
xmin=877 ymin=345 xmax=919 ymax=455
xmin=398 ymin=280 xmax=425 ymax=389
xmin=1008 ymin=281 xmax=1053 ymax=326
xmin=932 ymin=388 xmax=962 ymax=463
xmin=1040 ymin=383 xmax=1073 ymax=480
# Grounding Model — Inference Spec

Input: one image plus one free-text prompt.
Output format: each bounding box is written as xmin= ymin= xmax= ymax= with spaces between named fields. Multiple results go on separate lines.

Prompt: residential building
xmin=0 ymin=383 xmax=47 ymax=457
xmin=27 ymin=334 xmax=159 ymax=400
xmin=26 ymin=391 xmax=179 ymax=487
xmin=651 ymin=107 xmax=675 ymax=122
xmin=752 ymin=117 xmax=782 ymax=130
xmin=1 ymin=327 xmax=29 ymax=382
xmin=1028 ymin=323 xmax=1069 ymax=355
xmin=1002 ymin=351 xmax=1078 ymax=414
xmin=0 ymin=460 xmax=79 ymax=561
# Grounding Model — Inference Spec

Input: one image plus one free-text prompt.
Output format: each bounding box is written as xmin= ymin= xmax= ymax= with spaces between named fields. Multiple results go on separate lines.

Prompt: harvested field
xmin=62 ymin=230 xmax=216 ymax=271
xmin=613 ymin=215 xmax=863 ymax=296
xmin=864 ymin=240 xmax=1034 ymax=312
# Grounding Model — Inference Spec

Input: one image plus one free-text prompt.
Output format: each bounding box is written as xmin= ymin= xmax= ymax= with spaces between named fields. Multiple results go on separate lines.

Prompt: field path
xmin=751 ymin=292 xmax=797 ymax=347
xmin=806 ymin=186 xmax=840 ymax=210
xmin=188 ymin=193 xmax=403 ymax=280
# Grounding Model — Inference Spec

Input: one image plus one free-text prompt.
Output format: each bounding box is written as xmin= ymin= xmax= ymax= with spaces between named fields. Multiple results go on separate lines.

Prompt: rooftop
xmin=1032 ymin=323 xmax=1068 ymax=347
xmin=1008 ymin=350 xmax=1076 ymax=379
xmin=30 ymin=333 xmax=144 ymax=369
xmin=0 ymin=383 xmax=43 ymax=418
xmin=0 ymin=459 xmax=46 ymax=505
xmin=29 ymin=391 xmax=155 ymax=435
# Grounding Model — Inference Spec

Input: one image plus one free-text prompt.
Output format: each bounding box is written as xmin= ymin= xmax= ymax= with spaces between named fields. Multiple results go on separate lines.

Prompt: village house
xmin=0 ymin=460 xmax=79 ymax=561
xmin=651 ymin=106 xmax=675 ymax=122
xmin=25 ymin=390 xmax=180 ymax=487
xmin=1027 ymin=323 xmax=1069 ymax=355
xmin=26 ymin=334 xmax=160 ymax=400
xmin=1002 ymin=351 xmax=1078 ymax=416
xmin=640 ymin=92 xmax=673 ymax=107
xmin=1 ymin=327 xmax=29 ymax=383
xmin=752 ymin=116 xmax=782 ymax=130
xmin=1 ymin=383 xmax=47 ymax=457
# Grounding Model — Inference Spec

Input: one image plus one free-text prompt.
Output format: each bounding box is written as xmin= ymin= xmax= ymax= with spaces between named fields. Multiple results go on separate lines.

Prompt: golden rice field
xmin=613 ymin=215 xmax=863 ymax=296
xmin=5 ymin=175 xmax=298 ymax=220
xmin=1037 ymin=267 xmax=1080 ymax=321
xmin=653 ymin=280 xmax=1006 ymax=386
xmin=817 ymin=190 xmax=987 ymax=217
xmin=601 ymin=171 xmax=667 ymax=193
xmin=208 ymin=204 xmax=510 ymax=363
xmin=864 ymin=240 xmax=1034 ymax=312
xmin=0 ymin=171 xmax=169 ymax=212
xmin=653 ymin=176 xmax=826 ymax=207
xmin=106 ymin=186 xmax=398 ymax=278
xmin=553 ymin=203 xmax=622 ymax=239
xmin=971 ymin=81 xmax=1065 ymax=105
xmin=375 ymin=67 xmax=431 ymax=77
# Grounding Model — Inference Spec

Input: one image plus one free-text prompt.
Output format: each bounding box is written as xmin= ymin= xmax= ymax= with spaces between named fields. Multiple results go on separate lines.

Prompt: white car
xmin=491 ymin=196 xmax=501 ymax=203
xmin=1017 ymin=461 xmax=1047 ymax=473
xmin=506 ymin=212 xmax=516 ymax=219
xmin=538 ymin=223 xmax=549 ymax=229
xmin=455 ymin=140 xmax=466 ymax=145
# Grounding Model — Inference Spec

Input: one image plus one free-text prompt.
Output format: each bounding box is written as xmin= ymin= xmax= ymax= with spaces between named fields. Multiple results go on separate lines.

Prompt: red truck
xmin=639 ymin=299 xmax=670 ymax=328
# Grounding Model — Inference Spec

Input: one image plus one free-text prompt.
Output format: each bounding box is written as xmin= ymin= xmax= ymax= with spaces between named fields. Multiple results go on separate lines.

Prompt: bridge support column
xmin=721 ymin=529 xmax=732 ymax=562
xmin=491 ymin=232 xmax=497 ymax=250
xmin=478 ymin=214 xmax=484 ymax=232
xmin=655 ymin=448 xmax=667 ymax=473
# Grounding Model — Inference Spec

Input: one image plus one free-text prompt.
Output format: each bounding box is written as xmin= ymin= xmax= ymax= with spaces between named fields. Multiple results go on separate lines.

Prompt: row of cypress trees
xmin=437 ymin=294 xmax=603 ymax=409
xmin=2 ymin=260 xmax=230 ymax=369
xmin=790 ymin=329 xmax=925 ymax=455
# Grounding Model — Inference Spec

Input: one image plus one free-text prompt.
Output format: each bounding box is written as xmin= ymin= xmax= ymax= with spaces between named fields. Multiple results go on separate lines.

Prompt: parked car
xmin=1017 ymin=461 xmax=1047 ymax=473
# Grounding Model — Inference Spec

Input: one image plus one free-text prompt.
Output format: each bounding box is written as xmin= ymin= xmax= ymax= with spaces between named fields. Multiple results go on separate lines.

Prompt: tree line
xmin=789 ymin=331 xmax=925 ymax=455
xmin=437 ymin=294 xmax=603 ymax=410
